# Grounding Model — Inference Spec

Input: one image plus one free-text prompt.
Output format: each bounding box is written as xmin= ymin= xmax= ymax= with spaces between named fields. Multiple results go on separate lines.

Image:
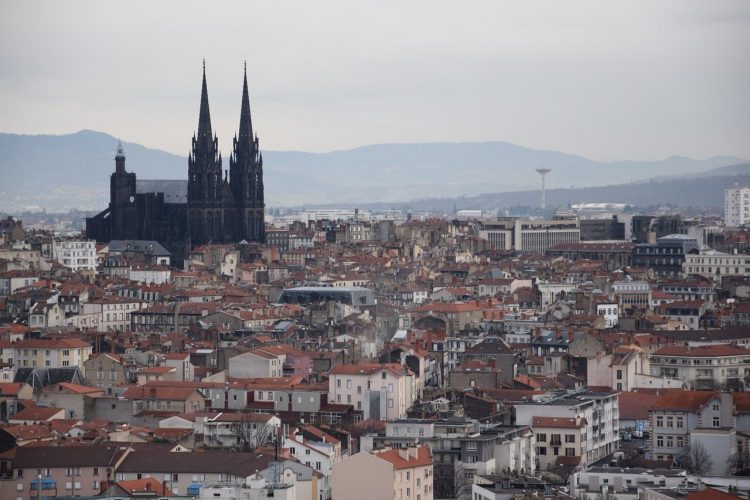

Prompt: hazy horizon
xmin=1 ymin=1 xmax=749 ymax=163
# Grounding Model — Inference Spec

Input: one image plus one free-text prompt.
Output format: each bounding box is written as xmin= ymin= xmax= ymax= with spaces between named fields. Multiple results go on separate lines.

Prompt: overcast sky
xmin=1 ymin=1 xmax=748 ymax=161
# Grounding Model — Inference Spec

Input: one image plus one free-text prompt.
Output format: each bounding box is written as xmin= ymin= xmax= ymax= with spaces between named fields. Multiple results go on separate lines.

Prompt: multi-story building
xmin=683 ymin=249 xmax=750 ymax=280
xmin=632 ymin=235 xmax=699 ymax=277
xmin=532 ymin=416 xmax=588 ymax=471
xmin=725 ymin=184 xmax=750 ymax=227
xmin=2 ymin=445 xmax=130 ymax=499
xmin=332 ymin=445 xmax=433 ymax=500
xmin=514 ymin=218 xmax=580 ymax=254
xmin=650 ymin=344 xmax=750 ymax=390
xmin=0 ymin=271 xmax=40 ymax=297
xmin=83 ymin=353 xmax=133 ymax=394
xmin=52 ymin=239 xmax=97 ymax=272
xmin=11 ymin=338 xmax=92 ymax=373
xmin=611 ymin=280 xmax=651 ymax=309
xmin=647 ymin=390 xmax=735 ymax=474
xmin=82 ymin=297 xmax=147 ymax=332
xmin=328 ymin=363 xmax=416 ymax=421
xmin=514 ymin=391 xmax=620 ymax=463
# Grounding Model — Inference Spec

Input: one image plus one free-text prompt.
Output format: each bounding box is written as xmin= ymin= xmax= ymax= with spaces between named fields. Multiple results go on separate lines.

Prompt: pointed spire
xmin=115 ymin=139 xmax=125 ymax=159
xmin=197 ymin=59 xmax=212 ymax=142
xmin=238 ymin=61 xmax=253 ymax=143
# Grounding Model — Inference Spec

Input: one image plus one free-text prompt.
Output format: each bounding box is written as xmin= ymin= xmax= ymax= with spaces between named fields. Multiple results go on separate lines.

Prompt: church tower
xmin=229 ymin=63 xmax=265 ymax=243
xmin=188 ymin=61 xmax=224 ymax=243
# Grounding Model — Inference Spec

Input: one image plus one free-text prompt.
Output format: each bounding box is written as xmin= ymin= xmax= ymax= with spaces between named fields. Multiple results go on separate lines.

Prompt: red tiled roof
xmin=653 ymin=345 xmax=750 ymax=357
xmin=532 ymin=416 xmax=586 ymax=429
xmin=373 ymin=445 xmax=432 ymax=470
xmin=648 ymin=390 xmax=717 ymax=412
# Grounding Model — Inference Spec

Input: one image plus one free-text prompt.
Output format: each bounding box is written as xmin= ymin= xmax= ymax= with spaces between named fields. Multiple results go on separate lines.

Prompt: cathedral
xmin=86 ymin=62 xmax=266 ymax=258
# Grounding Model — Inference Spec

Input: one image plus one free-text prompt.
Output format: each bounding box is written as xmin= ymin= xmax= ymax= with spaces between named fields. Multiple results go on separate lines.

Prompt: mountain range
xmin=0 ymin=129 xmax=747 ymax=212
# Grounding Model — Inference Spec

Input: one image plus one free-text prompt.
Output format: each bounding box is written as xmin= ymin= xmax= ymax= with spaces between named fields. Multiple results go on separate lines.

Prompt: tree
xmin=679 ymin=441 xmax=713 ymax=476
xmin=453 ymin=461 xmax=472 ymax=500
xmin=229 ymin=415 xmax=274 ymax=452
xmin=726 ymin=453 xmax=748 ymax=476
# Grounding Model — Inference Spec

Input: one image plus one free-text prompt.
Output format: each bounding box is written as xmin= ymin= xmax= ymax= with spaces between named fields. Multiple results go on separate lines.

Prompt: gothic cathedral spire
xmin=229 ymin=62 xmax=265 ymax=243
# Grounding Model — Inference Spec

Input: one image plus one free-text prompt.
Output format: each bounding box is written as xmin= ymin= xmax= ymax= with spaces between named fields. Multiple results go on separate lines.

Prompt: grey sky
xmin=1 ymin=0 xmax=748 ymax=161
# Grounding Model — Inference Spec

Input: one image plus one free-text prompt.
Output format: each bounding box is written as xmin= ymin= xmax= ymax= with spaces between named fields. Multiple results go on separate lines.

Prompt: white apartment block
xmin=725 ymin=185 xmax=750 ymax=227
xmin=53 ymin=240 xmax=97 ymax=271
xmin=11 ymin=338 xmax=93 ymax=373
xmin=328 ymin=363 xmax=416 ymax=421
xmin=515 ymin=391 xmax=620 ymax=463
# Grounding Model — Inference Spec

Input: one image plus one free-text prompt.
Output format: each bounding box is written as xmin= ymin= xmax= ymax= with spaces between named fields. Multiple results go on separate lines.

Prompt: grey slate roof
xmin=136 ymin=179 xmax=188 ymax=204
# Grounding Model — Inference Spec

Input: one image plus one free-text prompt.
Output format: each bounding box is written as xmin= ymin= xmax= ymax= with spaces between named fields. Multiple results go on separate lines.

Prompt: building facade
xmin=725 ymin=185 xmax=750 ymax=227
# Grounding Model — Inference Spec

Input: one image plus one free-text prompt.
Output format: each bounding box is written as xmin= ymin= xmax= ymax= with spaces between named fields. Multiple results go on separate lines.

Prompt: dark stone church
xmin=86 ymin=63 xmax=266 ymax=259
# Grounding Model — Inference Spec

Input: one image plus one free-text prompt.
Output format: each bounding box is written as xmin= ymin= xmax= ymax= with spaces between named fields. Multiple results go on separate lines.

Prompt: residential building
xmin=328 ymin=363 xmax=416 ymax=421
xmin=532 ymin=416 xmax=588 ymax=471
xmin=332 ymin=445 xmax=433 ymax=500
xmin=52 ymin=239 xmax=97 ymax=272
xmin=649 ymin=344 xmax=750 ymax=390
xmin=10 ymin=338 xmax=92 ymax=373
xmin=514 ymin=391 xmax=620 ymax=463
xmin=725 ymin=184 xmax=750 ymax=227
xmin=647 ymin=390 xmax=735 ymax=473
xmin=1 ymin=445 xmax=130 ymax=499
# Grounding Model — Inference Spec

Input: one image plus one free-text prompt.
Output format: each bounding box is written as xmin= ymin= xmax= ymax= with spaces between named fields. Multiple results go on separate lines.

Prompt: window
xmin=616 ymin=369 xmax=622 ymax=380
xmin=346 ymin=379 xmax=352 ymax=389
xmin=667 ymin=416 xmax=674 ymax=428
xmin=537 ymin=446 xmax=547 ymax=455
xmin=713 ymin=417 xmax=720 ymax=427
xmin=537 ymin=433 xmax=547 ymax=442
xmin=712 ymin=403 xmax=720 ymax=411
xmin=657 ymin=435 xmax=664 ymax=447
xmin=656 ymin=416 xmax=663 ymax=428
xmin=337 ymin=379 xmax=341 ymax=388
xmin=565 ymin=447 xmax=575 ymax=456
xmin=388 ymin=398 xmax=394 ymax=408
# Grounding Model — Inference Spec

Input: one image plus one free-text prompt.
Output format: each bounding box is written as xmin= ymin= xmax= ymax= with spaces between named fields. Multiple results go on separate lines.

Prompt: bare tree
xmin=452 ymin=461 xmax=473 ymax=500
xmin=596 ymin=490 xmax=618 ymax=500
xmin=679 ymin=441 xmax=713 ymax=476
xmin=230 ymin=416 xmax=274 ymax=452
xmin=726 ymin=452 xmax=747 ymax=476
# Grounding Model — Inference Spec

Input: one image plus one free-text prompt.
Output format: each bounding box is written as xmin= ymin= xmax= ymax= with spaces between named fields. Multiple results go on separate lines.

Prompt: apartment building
xmin=647 ymin=391 xmax=735 ymax=474
xmin=10 ymin=338 xmax=92 ymax=373
xmin=533 ymin=416 xmax=588 ymax=471
xmin=332 ymin=446 xmax=433 ymax=500
xmin=514 ymin=391 xmax=620 ymax=463
xmin=3 ymin=445 xmax=130 ymax=499
xmin=649 ymin=344 xmax=750 ymax=390
xmin=328 ymin=363 xmax=416 ymax=421
xmin=82 ymin=297 xmax=147 ymax=332
xmin=725 ymin=185 xmax=750 ymax=227
xmin=52 ymin=239 xmax=97 ymax=272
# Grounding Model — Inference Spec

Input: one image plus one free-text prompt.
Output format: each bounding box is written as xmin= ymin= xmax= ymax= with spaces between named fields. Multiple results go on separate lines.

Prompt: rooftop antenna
xmin=536 ymin=168 xmax=551 ymax=213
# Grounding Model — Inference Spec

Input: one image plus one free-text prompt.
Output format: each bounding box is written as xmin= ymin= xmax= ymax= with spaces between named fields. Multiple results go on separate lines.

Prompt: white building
xmin=683 ymin=249 xmax=750 ymax=280
xmin=328 ymin=363 xmax=416 ymax=421
xmin=514 ymin=218 xmax=580 ymax=254
xmin=52 ymin=240 xmax=97 ymax=271
xmin=514 ymin=391 xmax=620 ymax=463
xmin=725 ymin=185 xmax=750 ymax=227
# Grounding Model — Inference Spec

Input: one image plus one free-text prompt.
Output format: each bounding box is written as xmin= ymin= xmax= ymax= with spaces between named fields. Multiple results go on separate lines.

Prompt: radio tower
xmin=536 ymin=168 xmax=551 ymax=212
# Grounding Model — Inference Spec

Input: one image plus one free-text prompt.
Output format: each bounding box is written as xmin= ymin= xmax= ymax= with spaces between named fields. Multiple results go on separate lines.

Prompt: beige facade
xmin=332 ymin=446 xmax=433 ymax=500
xmin=11 ymin=338 xmax=92 ymax=373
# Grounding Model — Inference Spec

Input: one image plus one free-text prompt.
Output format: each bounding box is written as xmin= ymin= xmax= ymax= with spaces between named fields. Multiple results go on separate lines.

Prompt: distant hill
xmin=342 ymin=164 xmax=750 ymax=213
xmin=0 ymin=130 xmax=747 ymax=211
